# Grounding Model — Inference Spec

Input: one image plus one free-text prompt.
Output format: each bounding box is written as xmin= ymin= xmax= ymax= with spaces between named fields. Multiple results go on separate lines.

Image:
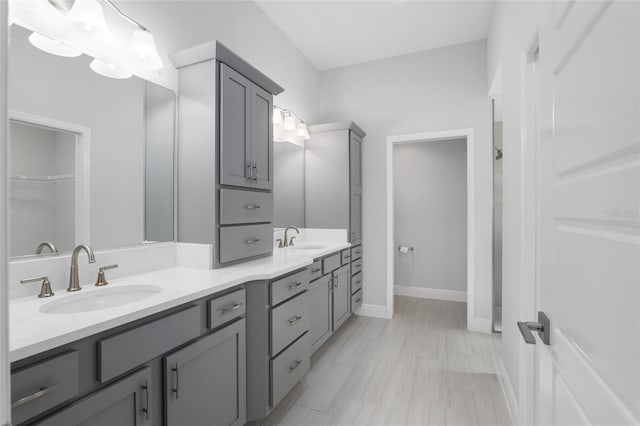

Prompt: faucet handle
xmin=95 ymin=264 xmax=118 ymax=287
xmin=20 ymin=276 xmax=55 ymax=298
xmin=289 ymin=236 xmax=297 ymax=247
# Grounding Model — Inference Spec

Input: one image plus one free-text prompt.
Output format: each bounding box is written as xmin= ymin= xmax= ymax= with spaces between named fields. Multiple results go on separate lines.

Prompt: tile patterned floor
xmin=262 ymin=296 xmax=513 ymax=426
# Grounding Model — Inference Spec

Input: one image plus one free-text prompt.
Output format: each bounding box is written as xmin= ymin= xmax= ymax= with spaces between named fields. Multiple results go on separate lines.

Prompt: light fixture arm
xmin=48 ymin=0 xmax=149 ymax=32
xmin=274 ymin=105 xmax=307 ymax=126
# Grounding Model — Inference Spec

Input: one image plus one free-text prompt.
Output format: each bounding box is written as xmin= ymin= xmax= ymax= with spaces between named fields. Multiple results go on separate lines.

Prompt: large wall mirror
xmin=8 ymin=24 xmax=175 ymax=258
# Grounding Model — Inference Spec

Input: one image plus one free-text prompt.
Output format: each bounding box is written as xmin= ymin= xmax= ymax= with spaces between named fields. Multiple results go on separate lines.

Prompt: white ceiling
xmin=255 ymin=1 xmax=495 ymax=71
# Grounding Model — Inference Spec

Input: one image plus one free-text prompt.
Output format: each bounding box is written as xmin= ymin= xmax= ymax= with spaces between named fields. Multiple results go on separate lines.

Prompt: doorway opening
xmin=386 ymin=129 xmax=479 ymax=330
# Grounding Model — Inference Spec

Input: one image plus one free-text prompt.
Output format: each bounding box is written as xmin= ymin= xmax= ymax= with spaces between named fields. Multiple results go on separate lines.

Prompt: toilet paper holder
xmin=398 ymin=246 xmax=415 ymax=252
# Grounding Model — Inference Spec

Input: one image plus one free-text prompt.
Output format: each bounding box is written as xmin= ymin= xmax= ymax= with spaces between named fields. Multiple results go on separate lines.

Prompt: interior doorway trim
xmin=9 ymin=110 xmax=91 ymax=247
xmin=385 ymin=128 xmax=478 ymax=330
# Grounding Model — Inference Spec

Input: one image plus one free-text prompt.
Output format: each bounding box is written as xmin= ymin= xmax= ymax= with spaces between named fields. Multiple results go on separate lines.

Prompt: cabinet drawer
xmin=322 ymin=253 xmax=341 ymax=274
xmin=351 ymin=258 xmax=363 ymax=276
xmin=220 ymin=188 xmax=273 ymax=225
xmin=208 ymin=288 xmax=246 ymax=329
xmin=98 ymin=306 xmax=200 ymax=382
xmin=271 ymin=268 xmax=309 ymax=306
xmin=271 ymin=292 xmax=309 ymax=356
xmin=11 ymin=351 xmax=79 ymax=425
xmin=351 ymin=289 xmax=363 ymax=311
xmin=308 ymin=260 xmax=323 ymax=282
xmin=271 ymin=333 xmax=310 ymax=408
xmin=340 ymin=248 xmax=352 ymax=265
xmin=219 ymin=224 xmax=273 ymax=264
xmin=351 ymin=245 xmax=362 ymax=261
xmin=351 ymin=272 xmax=363 ymax=294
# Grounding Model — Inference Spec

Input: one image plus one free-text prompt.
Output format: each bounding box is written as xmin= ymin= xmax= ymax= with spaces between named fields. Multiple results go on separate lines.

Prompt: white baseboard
xmin=467 ymin=317 xmax=493 ymax=334
xmin=498 ymin=359 xmax=519 ymax=425
xmin=394 ymin=285 xmax=467 ymax=302
xmin=355 ymin=303 xmax=389 ymax=319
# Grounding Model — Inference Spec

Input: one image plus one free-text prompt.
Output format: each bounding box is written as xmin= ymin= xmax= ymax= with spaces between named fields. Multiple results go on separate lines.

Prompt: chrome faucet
xmin=68 ymin=244 xmax=96 ymax=292
xmin=35 ymin=241 xmax=58 ymax=255
xmin=283 ymin=226 xmax=300 ymax=247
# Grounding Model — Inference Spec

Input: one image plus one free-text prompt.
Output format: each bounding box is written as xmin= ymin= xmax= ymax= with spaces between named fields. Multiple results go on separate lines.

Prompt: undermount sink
xmin=39 ymin=284 xmax=162 ymax=315
xmin=289 ymin=244 xmax=326 ymax=250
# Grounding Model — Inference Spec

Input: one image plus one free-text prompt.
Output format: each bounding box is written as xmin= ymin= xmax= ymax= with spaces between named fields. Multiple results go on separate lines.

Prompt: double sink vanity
xmin=7 ymin=11 xmax=364 ymax=426
xmin=10 ymin=238 xmax=364 ymax=425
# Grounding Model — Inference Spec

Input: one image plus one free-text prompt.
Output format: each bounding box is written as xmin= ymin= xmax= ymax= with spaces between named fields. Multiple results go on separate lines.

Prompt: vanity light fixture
xmin=67 ymin=0 xmax=109 ymax=33
xmin=28 ymin=32 xmax=83 ymax=57
xmin=273 ymin=105 xmax=311 ymax=144
xmin=90 ymin=58 xmax=132 ymax=79
xmin=129 ymin=29 xmax=163 ymax=70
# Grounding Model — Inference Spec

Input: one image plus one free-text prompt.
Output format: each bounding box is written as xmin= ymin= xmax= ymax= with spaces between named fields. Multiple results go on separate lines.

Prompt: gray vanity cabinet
xmin=332 ymin=264 xmax=351 ymax=330
xmin=164 ymin=319 xmax=246 ymax=426
xmin=309 ymin=274 xmax=333 ymax=353
xmin=37 ymin=367 xmax=152 ymax=426
xmin=220 ymin=63 xmax=273 ymax=191
xmin=170 ymin=41 xmax=283 ymax=268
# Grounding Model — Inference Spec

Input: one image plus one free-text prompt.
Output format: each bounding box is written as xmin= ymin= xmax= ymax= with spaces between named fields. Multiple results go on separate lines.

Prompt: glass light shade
xmin=283 ymin=114 xmax=296 ymax=131
xmin=68 ymin=0 xmax=108 ymax=32
xmin=296 ymin=122 xmax=310 ymax=140
xmin=90 ymin=58 xmax=132 ymax=79
xmin=28 ymin=32 xmax=82 ymax=57
xmin=130 ymin=30 xmax=163 ymax=70
xmin=273 ymin=108 xmax=283 ymax=125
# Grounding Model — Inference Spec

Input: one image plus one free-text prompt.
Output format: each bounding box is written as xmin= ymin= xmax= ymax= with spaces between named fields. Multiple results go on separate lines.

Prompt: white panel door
xmin=534 ymin=1 xmax=640 ymax=424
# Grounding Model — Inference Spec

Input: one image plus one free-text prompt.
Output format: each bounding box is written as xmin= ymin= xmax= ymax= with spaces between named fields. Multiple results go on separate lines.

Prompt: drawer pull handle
xmin=288 ymin=359 xmax=303 ymax=372
xmin=11 ymin=383 xmax=58 ymax=408
xmin=246 ymin=238 xmax=261 ymax=244
xmin=142 ymin=382 xmax=151 ymax=420
xmin=221 ymin=303 xmax=243 ymax=314
xmin=288 ymin=281 xmax=303 ymax=290
xmin=355 ymin=263 xmax=362 ymax=268
xmin=355 ymin=298 xmax=362 ymax=304
xmin=355 ymin=280 xmax=362 ymax=285
xmin=344 ymin=255 xmax=351 ymax=259
xmin=311 ymin=268 xmax=321 ymax=273
xmin=245 ymin=204 xmax=261 ymax=209
xmin=172 ymin=365 xmax=180 ymax=399
xmin=287 ymin=315 xmax=303 ymax=325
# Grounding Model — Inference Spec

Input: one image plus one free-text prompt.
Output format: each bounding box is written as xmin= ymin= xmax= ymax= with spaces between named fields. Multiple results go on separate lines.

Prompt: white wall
xmin=318 ymin=40 xmax=493 ymax=323
xmin=486 ymin=1 xmax=554 ymax=419
xmin=393 ymin=139 xmax=467 ymax=294
xmin=117 ymin=0 xmax=320 ymax=124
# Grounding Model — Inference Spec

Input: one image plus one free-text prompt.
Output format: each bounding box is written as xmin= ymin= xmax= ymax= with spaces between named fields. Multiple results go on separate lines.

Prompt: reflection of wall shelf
xmin=10 ymin=174 xmax=75 ymax=184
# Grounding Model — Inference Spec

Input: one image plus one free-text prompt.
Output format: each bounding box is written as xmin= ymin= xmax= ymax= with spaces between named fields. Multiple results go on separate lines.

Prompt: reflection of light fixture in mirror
xmin=283 ymin=112 xmax=296 ymax=132
xmin=273 ymin=105 xmax=310 ymax=144
xmin=130 ymin=29 xmax=163 ymax=70
xmin=28 ymin=32 xmax=82 ymax=57
xmin=67 ymin=0 xmax=109 ymax=32
xmin=90 ymin=58 xmax=132 ymax=79
xmin=296 ymin=122 xmax=310 ymax=140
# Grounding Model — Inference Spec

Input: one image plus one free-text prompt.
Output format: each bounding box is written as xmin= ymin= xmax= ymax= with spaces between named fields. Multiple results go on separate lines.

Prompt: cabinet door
xmin=38 ymin=368 xmax=151 ymax=426
xmin=309 ymin=275 xmax=333 ymax=353
xmin=220 ymin=63 xmax=252 ymax=188
xmin=165 ymin=319 xmax=246 ymax=426
xmin=250 ymin=84 xmax=273 ymax=190
xmin=332 ymin=265 xmax=351 ymax=331
xmin=349 ymin=132 xmax=363 ymax=244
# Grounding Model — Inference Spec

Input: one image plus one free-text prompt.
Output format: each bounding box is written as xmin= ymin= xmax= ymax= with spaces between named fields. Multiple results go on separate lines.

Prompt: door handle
xmin=142 ymin=382 xmax=151 ymax=420
xmin=517 ymin=311 xmax=550 ymax=345
xmin=252 ymin=163 xmax=258 ymax=183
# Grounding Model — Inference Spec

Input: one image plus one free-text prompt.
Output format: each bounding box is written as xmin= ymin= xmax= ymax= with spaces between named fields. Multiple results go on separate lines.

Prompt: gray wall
xmin=9 ymin=25 xmax=145 ymax=251
xmin=318 ymin=40 xmax=492 ymax=319
xmin=273 ymin=142 xmax=304 ymax=228
xmin=393 ymin=139 xmax=467 ymax=292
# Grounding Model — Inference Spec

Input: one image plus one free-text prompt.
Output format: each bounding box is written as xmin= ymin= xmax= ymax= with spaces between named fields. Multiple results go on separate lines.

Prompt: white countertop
xmin=10 ymin=242 xmax=350 ymax=363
